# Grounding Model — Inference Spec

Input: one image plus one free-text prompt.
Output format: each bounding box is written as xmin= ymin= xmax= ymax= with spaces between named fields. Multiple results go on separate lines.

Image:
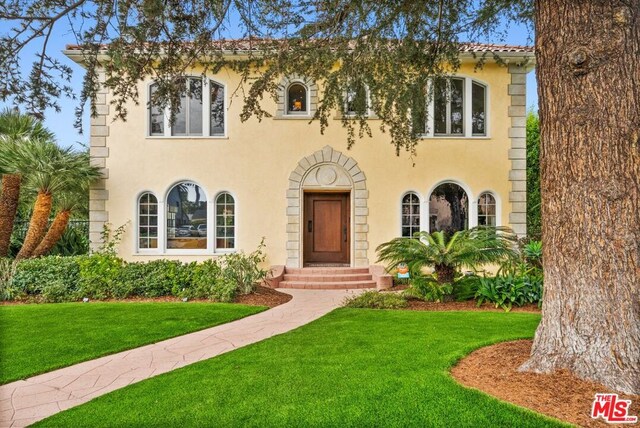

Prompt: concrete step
xmin=283 ymin=273 xmax=373 ymax=282
xmin=278 ymin=280 xmax=377 ymax=290
xmin=285 ymin=267 xmax=370 ymax=275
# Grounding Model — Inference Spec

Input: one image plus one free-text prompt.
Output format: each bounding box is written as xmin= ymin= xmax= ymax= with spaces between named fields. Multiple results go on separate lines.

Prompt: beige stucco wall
xmin=93 ymin=61 xmax=527 ymax=266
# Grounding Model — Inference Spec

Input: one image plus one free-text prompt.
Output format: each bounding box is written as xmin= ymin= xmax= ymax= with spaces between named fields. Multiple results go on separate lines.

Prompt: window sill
xmin=418 ymin=135 xmax=491 ymax=140
xmin=145 ymin=136 xmax=229 ymax=140
xmin=133 ymin=250 xmax=237 ymax=256
xmin=273 ymin=115 xmax=314 ymax=120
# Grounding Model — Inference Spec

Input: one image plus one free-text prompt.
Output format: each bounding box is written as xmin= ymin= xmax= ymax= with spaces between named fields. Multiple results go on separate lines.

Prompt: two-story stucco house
xmin=64 ymin=43 xmax=534 ymax=287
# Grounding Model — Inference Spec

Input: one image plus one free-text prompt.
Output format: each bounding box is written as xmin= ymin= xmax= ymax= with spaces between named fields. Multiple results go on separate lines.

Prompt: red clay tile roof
xmin=65 ymin=40 xmax=533 ymax=53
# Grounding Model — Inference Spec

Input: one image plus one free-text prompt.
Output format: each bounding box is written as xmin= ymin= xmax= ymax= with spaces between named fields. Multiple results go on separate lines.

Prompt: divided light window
xmin=138 ymin=192 xmax=158 ymax=249
xmin=401 ymin=192 xmax=421 ymax=238
xmin=149 ymin=78 xmax=225 ymax=137
xmin=345 ymin=82 xmax=369 ymax=116
xmin=417 ymin=77 xmax=487 ymax=137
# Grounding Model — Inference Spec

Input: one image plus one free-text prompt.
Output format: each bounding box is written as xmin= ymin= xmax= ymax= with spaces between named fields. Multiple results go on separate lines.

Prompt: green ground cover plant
xmin=0 ymin=302 xmax=265 ymax=384
xmin=36 ymin=310 xmax=565 ymax=427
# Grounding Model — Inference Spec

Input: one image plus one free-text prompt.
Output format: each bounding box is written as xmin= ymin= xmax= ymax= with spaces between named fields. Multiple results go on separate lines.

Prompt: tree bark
xmin=0 ymin=174 xmax=21 ymax=257
xmin=434 ymin=263 xmax=455 ymax=285
xmin=15 ymin=191 xmax=53 ymax=260
xmin=520 ymin=0 xmax=640 ymax=394
xmin=31 ymin=209 xmax=71 ymax=258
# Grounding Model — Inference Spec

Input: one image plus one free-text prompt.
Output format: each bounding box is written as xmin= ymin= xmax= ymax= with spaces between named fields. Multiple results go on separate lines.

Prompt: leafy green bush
xmin=475 ymin=275 xmax=543 ymax=311
xmin=77 ymin=254 xmax=124 ymax=299
xmin=178 ymin=260 xmax=220 ymax=299
xmin=344 ymin=291 xmax=407 ymax=309
xmin=403 ymin=274 xmax=453 ymax=302
xmin=451 ymin=274 xmax=481 ymax=301
xmin=11 ymin=256 xmax=82 ymax=301
xmin=219 ymin=239 xmax=268 ymax=295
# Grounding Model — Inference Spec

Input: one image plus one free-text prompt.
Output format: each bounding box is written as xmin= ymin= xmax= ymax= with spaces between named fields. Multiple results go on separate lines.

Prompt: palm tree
xmin=0 ymin=109 xmax=54 ymax=257
xmin=376 ymin=226 xmax=519 ymax=285
xmin=31 ymin=179 xmax=91 ymax=258
xmin=0 ymin=140 xmax=100 ymax=260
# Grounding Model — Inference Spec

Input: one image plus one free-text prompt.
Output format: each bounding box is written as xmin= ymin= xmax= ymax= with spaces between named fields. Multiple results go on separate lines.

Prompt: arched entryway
xmin=286 ymin=146 xmax=369 ymax=268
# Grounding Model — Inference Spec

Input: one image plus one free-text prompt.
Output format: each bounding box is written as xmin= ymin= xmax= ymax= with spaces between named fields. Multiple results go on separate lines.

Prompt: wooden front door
xmin=303 ymin=192 xmax=350 ymax=265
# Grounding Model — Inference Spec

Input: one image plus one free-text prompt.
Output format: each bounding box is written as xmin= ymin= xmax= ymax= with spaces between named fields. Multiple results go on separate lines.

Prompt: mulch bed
xmin=451 ymin=340 xmax=640 ymax=427
xmin=0 ymin=286 xmax=292 ymax=308
xmin=405 ymin=299 xmax=541 ymax=313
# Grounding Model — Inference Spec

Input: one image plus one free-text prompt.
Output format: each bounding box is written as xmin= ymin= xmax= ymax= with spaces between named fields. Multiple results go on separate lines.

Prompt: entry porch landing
xmin=267 ymin=266 xmax=392 ymax=290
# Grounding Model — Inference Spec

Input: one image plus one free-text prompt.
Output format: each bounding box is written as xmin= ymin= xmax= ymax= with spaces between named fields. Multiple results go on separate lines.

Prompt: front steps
xmin=267 ymin=266 xmax=392 ymax=290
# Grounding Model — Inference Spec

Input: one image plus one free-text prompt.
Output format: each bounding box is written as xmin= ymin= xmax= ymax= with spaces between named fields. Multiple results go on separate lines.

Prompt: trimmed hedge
xmin=2 ymin=246 xmax=268 ymax=303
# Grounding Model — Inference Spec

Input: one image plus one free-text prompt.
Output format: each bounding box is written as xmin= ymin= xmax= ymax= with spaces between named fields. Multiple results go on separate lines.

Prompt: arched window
xmin=215 ymin=192 xmax=235 ymax=249
xmin=287 ymin=83 xmax=308 ymax=114
xmin=429 ymin=183 xmax=469 ymax=234
xmin=477 ymin=192 xmax=497 ymax=226
xmin=138 ymin=192 xmax=158 ymax=249
xmin=166 ymin=182 xmax=207 ymax=250
xmin=401 ymin=192 xmax=420 ymax=238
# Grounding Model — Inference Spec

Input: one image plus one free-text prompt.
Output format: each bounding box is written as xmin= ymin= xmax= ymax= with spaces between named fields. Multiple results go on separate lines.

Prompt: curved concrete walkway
xmin=0 ymin=289 xmax=360 ymax=427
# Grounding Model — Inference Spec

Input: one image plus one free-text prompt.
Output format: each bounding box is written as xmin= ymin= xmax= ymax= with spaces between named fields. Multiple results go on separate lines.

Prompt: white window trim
xmin=146 ymin=78 xmax=228 ymax=139
xmin=285 ymin=81 xmax=311 ymax=116
xmin=475 ymin=190 xmax=502 ymax=227
xmin=399 ymin=190 xmax=422 ymax=238
xmin=421 ymin=75 xmax=490 ymax=139
xmin=214 ymin=191 xmax=237 ymax=251
xmin=135 ymin=191 xmax=162 ymax=254
xmin=134 ymin=183 xmax=239 ymax=256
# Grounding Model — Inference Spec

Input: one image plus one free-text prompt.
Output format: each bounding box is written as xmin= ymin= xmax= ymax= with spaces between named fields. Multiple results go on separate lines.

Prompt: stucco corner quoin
xmin=507 ymin=63 xmax=528 ymax=237
xmin=89 ymin=69 xmax=110 ymax=251
xmin=286 ymin=145 xmax=369 ymax=268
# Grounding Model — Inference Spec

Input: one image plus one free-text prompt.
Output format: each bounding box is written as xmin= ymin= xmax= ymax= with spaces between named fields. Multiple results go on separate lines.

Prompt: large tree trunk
xmin=15 ymin=191 xmax=53 ymax=260
xmin=0 ymin=174 xmax=21 ymax=257
xmin=31 ymin=209 xmax=71 ymax=258
xmin=520 ymin=1 xmax=640 ymax=394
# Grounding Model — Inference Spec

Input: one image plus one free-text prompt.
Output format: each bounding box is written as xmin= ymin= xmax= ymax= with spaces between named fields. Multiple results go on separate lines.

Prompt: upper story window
xmin=345 ymin=82 xmax=369 ymax=116
xmin=434 ymin=78 xmax=464 ymax=135
xmin=401 ymin=192 xmax=420 ymax=238
xmin=415 ymin=77 xmax=488 ymax=137
xmin=149 ymin=78 xmax=225 ymax=137
xmin=287 ymin=83 xmax=308 ymax=114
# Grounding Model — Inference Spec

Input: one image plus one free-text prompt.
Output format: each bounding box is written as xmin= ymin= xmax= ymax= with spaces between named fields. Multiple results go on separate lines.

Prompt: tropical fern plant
xmin=376 ymin=226 xmax=519 ymax=285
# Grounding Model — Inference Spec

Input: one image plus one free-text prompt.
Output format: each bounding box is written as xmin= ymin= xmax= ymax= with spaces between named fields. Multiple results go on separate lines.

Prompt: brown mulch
xmin=0 ymin=286 xmax=292 ymax=308
xmin=405 ymin=299 xmax=541 ymax=313
xmin=451 ymin=340 xmax=640 ymax=427
xmin=233 ymin=285 xmax=292 ymax=307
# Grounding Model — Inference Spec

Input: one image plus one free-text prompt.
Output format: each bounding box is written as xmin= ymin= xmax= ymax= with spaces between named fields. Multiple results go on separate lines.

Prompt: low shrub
xmin=11 ymin=256 xmax=82 ymax=301
xmin=403 ymin=274 xmax=453 ymax=302
xmin=475 ymin=274 xmax=543 ymax=311
xmin=77 ymin=254 xmax=124 ymax=299
xmin=451 ymin=274 xmax=481 ymax=301
xmin=3 ymin=241 xmax=270 ymax=303
xmin=344 ymin=291 xmax=407 ymax=309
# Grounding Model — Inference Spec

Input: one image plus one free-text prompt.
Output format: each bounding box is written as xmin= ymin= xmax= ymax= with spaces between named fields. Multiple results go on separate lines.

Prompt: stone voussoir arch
xmin=286 ymin=145 xmax=369 ymax=268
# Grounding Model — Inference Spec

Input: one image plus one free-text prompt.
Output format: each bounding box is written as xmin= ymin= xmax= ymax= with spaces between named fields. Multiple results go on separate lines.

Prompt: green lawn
xmin=0 ymin=302 xmax=265 ymax=384
xmin=37 ymin=309 xmax=567 ymax=427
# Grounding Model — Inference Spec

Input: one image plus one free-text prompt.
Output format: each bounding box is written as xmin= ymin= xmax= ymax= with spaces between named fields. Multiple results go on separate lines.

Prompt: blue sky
xmin=2 ymin=20 xmax=536 ymax=149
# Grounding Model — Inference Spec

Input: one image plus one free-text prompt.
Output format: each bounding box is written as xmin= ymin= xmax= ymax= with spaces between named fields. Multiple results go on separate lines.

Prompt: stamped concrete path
xmin=0 ymin=288 xmax=360 ymax=427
